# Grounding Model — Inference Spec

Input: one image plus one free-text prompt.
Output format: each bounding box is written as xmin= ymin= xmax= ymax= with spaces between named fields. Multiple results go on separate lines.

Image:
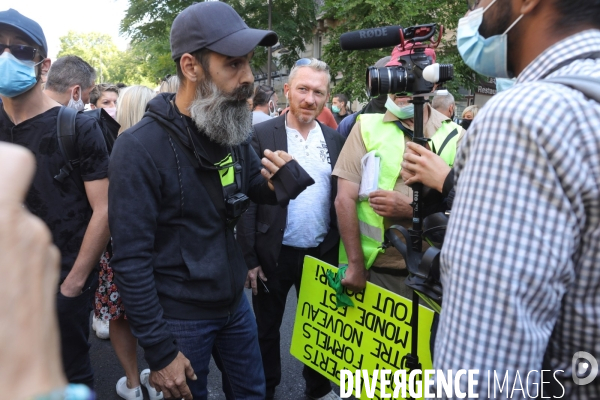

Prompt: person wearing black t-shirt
xmin=0 ymin=10 xmax=110 ymax=389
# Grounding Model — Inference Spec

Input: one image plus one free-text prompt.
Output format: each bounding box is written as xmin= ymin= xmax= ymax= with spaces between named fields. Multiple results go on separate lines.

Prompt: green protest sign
xmin=290 ymin=256 xmax=435 ymax=399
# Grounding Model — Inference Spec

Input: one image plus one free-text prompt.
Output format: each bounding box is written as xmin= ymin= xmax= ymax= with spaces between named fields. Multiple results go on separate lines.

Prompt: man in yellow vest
xmin=333 ymin=46 xmax=464 ymax=295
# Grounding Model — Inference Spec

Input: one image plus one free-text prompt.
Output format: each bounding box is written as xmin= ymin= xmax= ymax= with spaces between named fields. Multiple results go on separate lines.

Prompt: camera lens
xmin=367 ymin=66 xmax=408 ymax=97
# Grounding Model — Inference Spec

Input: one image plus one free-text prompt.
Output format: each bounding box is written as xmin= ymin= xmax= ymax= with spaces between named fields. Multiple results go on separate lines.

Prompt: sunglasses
xmin=295 ymin=58 xmax=312 ymax=67
xmin=467 ymin=0 xmax=482 ymax=11
xmin=0 ymin=44 xmax=39 ymax=61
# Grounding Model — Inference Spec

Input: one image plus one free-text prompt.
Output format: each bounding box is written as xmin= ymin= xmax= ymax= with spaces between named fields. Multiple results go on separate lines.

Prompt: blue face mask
xmin=496 ymin=78 xmax=516 ymax=92
xmin=0 ymin=52 xmax=40 ymax=98
xmin=385 ymin=97 xmax=414 ymax=119
xmin=332 ymin=105 xmax=340 ymax=114
xmin=456 ymin=0 xmax=524 ymax=78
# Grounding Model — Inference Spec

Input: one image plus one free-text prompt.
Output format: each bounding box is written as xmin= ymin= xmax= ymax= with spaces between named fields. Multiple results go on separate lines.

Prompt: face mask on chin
xmin=0 ymin=52 xmax=41 ymax=98
xmin=67 ymin=86 xmax=85 ymax=111
xmin=385 ymin=96 xmax=414 ymax=120
xmin=456 ymin=0 xmax=524 ymax=78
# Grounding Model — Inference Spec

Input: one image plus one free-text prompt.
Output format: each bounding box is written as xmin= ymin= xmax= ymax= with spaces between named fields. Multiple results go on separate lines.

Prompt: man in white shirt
xmin=237 ymin=58 xmax=345 ymax=400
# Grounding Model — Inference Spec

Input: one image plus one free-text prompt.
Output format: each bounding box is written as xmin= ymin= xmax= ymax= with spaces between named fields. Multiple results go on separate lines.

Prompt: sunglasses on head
xmin=0 ymin=44 xmax=39 ymax=62
xmin=295 ymin=58 xmax=312 ymax=67
xmin=467 ymin=0 xmax=482 ymax=11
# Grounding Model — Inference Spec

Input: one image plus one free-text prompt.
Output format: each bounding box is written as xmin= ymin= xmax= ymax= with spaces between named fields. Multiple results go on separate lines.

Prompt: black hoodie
xmin=108 ymin=93 xmax=277 ymax=370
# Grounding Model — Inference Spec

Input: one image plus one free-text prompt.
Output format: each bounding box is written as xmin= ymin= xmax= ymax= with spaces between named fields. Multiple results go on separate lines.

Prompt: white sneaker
xmin=116 ymin=376 xmax=143 ymax=400
xmin=309 ymin=390 xmax=341 ymax=400
xmin=92 ymin=315 xmax=110 ymax=340
xmin=140 ymin=369 xmax=164 ymax=400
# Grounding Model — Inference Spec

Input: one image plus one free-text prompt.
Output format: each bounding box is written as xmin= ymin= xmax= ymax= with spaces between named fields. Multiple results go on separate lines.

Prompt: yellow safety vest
xmin=339 ymin=114 xmax=460 ymax=268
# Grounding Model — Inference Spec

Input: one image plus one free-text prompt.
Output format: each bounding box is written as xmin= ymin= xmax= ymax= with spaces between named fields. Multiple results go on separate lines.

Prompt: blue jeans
xmin=165 ymin=295 xmax=266 ymax=400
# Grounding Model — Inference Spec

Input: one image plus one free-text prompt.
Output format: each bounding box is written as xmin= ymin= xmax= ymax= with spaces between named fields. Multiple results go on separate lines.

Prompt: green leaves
xmin=57 ymin=31 xmax=155 ymax=86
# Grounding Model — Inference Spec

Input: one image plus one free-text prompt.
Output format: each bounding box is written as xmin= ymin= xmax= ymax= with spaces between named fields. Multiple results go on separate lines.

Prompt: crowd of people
xmin=0 ymin=0 xmax=599 ymax=399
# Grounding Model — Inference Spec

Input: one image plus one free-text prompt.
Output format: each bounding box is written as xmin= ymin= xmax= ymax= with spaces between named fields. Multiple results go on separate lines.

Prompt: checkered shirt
xmin=435 ymin=29 xmax=600 ymax=399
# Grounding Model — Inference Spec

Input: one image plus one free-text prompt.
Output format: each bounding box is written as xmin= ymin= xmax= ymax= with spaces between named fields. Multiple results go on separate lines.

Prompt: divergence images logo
xmin=572 ymin=352 xmax=598 ymax=386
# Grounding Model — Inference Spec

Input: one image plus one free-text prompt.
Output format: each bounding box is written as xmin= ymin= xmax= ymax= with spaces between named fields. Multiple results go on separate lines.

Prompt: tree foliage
xmin=56 ymin=31 xmax=154 ymax=86
xmin=320 ymin=0 xmax=474 ymax=102
xmin=120 ymin=0 xmax=318 ymax=80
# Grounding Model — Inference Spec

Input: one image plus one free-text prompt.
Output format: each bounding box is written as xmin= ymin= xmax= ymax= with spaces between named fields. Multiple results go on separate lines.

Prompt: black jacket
xmin=108 ymin=93 xmax=277 ymax=370
xmin=236 ymin=114 xmax=345 ymax=272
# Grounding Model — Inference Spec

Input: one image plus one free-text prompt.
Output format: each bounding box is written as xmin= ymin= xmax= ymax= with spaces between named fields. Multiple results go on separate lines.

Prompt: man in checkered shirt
xmin=435 ymin=0 xmax=600 ymax=398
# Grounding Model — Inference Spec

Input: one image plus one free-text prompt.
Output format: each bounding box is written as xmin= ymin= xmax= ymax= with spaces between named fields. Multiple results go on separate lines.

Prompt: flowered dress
xmin=94 ymin=242 xmax=125 ymax=321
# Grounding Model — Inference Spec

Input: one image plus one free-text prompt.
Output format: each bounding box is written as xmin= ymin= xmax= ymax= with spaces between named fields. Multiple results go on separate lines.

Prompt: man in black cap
xmin=108 ymin=2 xmax=309 ymax=399
xmin=0 ymin=8 xmax=110 ymax=389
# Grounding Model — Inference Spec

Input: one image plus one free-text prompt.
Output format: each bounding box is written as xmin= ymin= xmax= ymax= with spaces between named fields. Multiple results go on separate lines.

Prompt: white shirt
xmin=252 ymin=111 xmax=273 ymax=125
xmin=282 ymin=119 xmax=331 ymax=248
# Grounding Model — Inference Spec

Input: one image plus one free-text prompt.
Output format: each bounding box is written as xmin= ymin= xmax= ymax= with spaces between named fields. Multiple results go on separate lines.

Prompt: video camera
xmin=339 ymin=23 xmax=453 ymax=371
xmin=340 ymin=24 xmax=453 ymax=96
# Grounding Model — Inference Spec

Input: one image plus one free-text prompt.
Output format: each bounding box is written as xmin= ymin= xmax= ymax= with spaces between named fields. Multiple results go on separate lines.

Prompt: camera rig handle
xmin=401 ymin=24 xmax=444 ymax=49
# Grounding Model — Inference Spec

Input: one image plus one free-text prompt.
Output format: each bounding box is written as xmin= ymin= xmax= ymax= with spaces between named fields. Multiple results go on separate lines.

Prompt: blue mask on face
xmin=0 ymin=52 xmax=40 ymax=98
xmin=456 ymin=0 xmax=524 ymax=78
xmin=332 ymin=105 xmax=340 ymax=114
xmin=385 ymin=97 xmax=414 ymax=119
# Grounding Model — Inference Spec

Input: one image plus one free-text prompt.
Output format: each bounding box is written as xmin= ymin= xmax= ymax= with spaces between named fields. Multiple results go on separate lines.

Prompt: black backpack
xmin=53 ymin=107 xmax=120 ymax=193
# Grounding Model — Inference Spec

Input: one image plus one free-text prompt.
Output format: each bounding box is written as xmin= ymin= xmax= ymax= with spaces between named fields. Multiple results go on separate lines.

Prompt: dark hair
xmin=333 ymin=93 xmax=348 ymax=107
xmin=90 ymin=83 xmax=119 ymax=106
xmin=252 ymin=85 xmax=274 ymax=108
xmin=45 ymin=55 xmax=96 ymax=93
xmin=175 ymin=48 xmax=211 ymax=84
xmin=553 ymin=0 xmax=600 ymax=30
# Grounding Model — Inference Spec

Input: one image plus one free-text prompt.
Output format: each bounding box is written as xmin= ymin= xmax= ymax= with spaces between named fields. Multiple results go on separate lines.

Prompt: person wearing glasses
xmin=435 ymin=0 xmax=600 ymax=397
xmin=107 ymin=3 xmax=312 ymax=399
xmin=252 ymin=84 xmax=279 ymax=125
xmin=335 ymin=43 xmax=465 ymax=295
xmin=237 ymin=57 xmax=345 ymax=400
xmin=0 ymin=8 xmax=110 ymax=390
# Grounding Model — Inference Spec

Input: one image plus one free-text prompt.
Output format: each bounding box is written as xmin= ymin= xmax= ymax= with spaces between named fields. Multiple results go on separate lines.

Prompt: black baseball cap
xmin=0 ymin=9 xmax=48 ymax=57
xmin=170 ymin=2 xmax=278 ymax=60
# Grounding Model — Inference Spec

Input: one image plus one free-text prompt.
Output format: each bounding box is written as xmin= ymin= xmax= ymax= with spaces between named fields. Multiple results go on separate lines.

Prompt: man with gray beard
xmin=107 ymin=3 xmax=312 ymax=399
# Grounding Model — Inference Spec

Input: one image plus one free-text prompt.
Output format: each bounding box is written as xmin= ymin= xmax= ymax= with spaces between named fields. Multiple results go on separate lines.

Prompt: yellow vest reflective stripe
xmin=339 ymin=114 xmax=459 ymax=268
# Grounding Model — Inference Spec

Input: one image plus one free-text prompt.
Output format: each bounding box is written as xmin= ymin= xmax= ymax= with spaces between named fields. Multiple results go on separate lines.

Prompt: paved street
xmin=90 ymin=288 xmax=344 ymax=400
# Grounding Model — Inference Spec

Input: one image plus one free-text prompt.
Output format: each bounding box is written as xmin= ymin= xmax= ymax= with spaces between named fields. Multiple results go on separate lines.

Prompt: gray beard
xmin=189 ymin=79 xmax=252 ymax=147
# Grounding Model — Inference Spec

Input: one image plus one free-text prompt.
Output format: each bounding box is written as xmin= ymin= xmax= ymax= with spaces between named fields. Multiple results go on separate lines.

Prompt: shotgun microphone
xmin=339 ymin=26 xmax=403 ymax=50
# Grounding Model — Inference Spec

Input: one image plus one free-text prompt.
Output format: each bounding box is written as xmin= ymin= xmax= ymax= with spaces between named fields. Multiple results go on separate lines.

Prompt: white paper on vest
xmin=359 ymin=150 xmax=380 ymax=200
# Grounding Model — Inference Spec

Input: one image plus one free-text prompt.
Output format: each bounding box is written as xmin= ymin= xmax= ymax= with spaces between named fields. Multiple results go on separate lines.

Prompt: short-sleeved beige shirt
xmin=333 ymin=104 xmax=464 ymax=269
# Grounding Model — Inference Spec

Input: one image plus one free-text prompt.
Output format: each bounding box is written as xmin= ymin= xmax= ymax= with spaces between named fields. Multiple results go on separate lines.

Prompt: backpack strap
xmin=544 ymin=76 xmax=600 ymax=103
xmin=54 ymin=107 xmax=85 ymax=194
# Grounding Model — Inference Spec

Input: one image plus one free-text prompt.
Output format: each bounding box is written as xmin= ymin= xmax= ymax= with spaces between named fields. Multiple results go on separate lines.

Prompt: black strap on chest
xmin=430 ymin=128 xmax=458 ymax=156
